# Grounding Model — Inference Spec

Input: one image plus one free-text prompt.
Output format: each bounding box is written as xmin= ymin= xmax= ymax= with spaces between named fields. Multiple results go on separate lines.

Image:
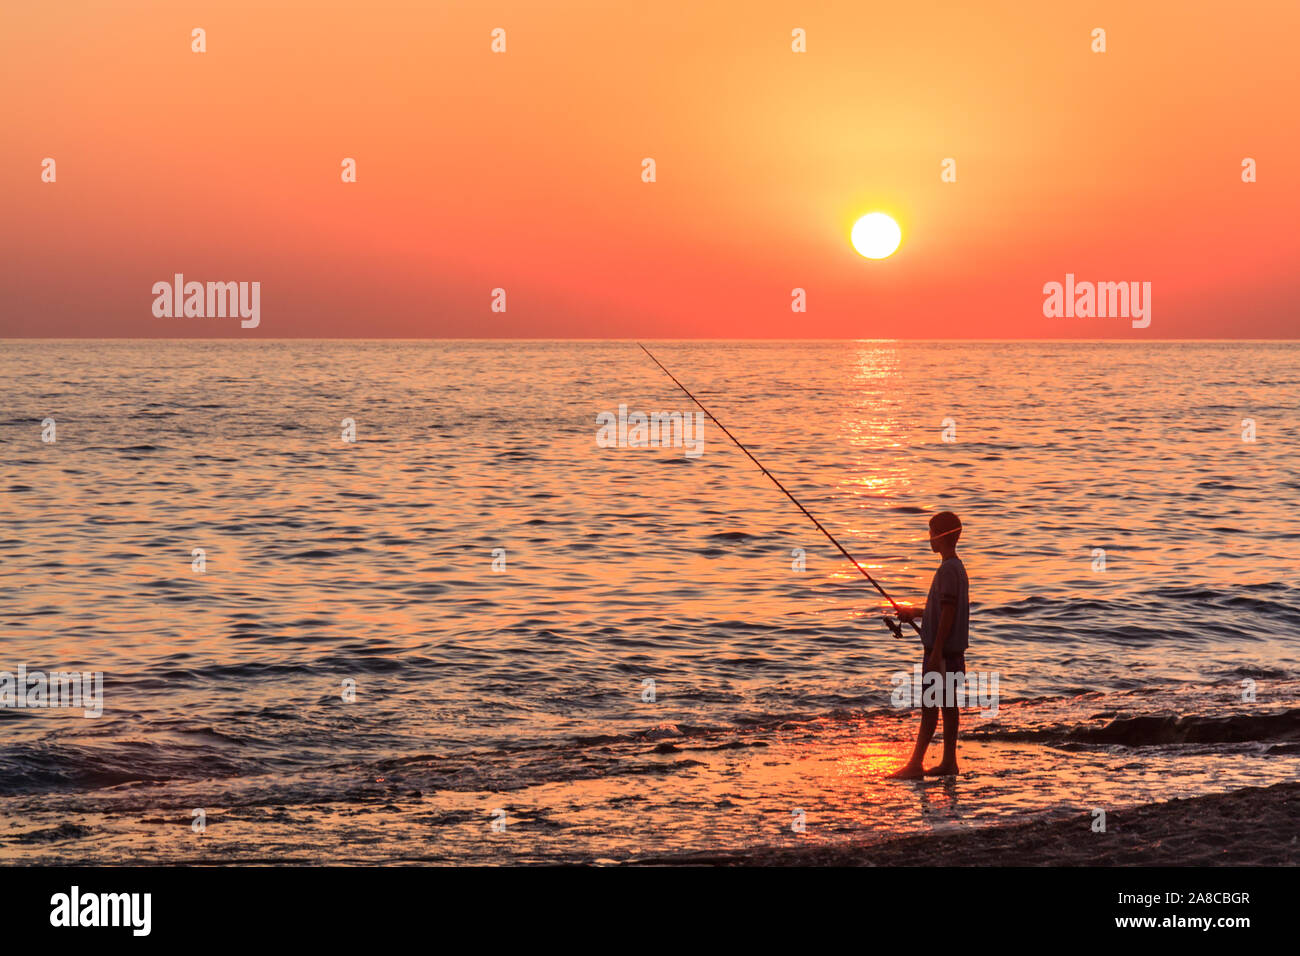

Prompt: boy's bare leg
xmin=925 ymin=705 xmax=959 ymax=775
xmin=887 ymin=703 xmax=938 ymax=779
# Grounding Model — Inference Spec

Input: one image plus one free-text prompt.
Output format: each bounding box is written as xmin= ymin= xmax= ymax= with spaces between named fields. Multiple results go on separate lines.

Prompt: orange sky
xmin=2 ymin=0 xmax=1297 ymax=337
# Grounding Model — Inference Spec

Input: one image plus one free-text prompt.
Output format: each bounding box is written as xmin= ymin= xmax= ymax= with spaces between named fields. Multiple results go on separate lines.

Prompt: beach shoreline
xmin=633 ymin=781 xmax=1300 ymax=866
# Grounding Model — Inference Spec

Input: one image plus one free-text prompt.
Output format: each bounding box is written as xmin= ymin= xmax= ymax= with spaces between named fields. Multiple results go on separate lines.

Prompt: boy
xmin=887 ymin=511 xmax=969 ymax=779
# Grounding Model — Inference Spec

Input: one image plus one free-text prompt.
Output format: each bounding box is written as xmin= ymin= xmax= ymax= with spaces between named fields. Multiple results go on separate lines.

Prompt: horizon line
xmin=3 ymin=337 xmax=1297 ymax=344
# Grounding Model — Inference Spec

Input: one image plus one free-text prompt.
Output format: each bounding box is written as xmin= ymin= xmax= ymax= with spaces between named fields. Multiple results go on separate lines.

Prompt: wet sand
xmin=638 ymin=781 xmax=1300 ymax=866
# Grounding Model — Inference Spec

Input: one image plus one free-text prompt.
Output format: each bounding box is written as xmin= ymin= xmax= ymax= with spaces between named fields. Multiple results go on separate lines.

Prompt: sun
xmin=851 ymin=213 xmax=902 ymax=259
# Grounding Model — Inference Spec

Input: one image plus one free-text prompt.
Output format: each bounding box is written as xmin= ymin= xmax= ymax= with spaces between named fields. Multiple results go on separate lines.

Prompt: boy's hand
xmin=896 ymin=606 xmax=921 ymax=623
xmin=926 ymin=646 xmax=946 ymax=673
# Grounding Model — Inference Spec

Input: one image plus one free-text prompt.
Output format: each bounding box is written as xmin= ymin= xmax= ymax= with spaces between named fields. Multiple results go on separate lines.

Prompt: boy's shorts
xmin=922 ymin=652 xmax=968 ymax=709
xmin=923 ymin=651 xmax=966 ymax=674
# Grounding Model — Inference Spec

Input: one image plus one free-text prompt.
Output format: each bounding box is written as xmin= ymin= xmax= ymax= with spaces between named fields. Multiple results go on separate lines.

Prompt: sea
xmin=1 ymin=340 xmax=1296 ymax=863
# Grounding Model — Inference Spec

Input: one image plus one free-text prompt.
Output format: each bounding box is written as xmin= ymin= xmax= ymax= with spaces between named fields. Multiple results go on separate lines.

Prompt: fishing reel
xmin=882 ymin=615 xmax=905 ymax=639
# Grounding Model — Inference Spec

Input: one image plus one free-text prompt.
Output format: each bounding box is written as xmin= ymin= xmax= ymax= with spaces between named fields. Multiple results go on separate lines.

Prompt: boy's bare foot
xmin=886 ymin=763 xmax=925 ymax=780
xmin=923 ymin=762 xmax=959 ymax=776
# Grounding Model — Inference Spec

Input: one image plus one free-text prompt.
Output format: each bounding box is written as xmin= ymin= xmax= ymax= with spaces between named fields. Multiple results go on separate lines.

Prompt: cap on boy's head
xmin=929 ymin=511 xmax=962 ymax=544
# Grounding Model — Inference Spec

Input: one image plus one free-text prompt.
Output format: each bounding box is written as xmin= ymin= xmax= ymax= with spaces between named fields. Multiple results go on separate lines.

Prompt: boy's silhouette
xmin=888 ymin=511 xmax=969 ymax=779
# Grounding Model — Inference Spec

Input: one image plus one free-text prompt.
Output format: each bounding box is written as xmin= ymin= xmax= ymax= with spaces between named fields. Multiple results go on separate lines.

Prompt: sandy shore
xmin=636 ymin=782 xmax=1300 ymax=866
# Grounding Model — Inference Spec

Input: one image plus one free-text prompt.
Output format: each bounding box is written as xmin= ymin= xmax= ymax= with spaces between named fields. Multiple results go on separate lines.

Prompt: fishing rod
xmin=638 ymin=343 xmax=921 ymax=638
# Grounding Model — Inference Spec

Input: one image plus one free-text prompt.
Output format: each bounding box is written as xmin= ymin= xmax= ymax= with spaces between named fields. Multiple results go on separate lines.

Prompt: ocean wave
xmin=967 ymin=708 xmax=1300 ymax=747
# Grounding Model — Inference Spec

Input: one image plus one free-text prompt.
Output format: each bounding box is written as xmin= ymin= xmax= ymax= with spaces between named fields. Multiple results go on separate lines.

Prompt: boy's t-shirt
xmin=920 ymin=555 xmax=969 ymax=653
